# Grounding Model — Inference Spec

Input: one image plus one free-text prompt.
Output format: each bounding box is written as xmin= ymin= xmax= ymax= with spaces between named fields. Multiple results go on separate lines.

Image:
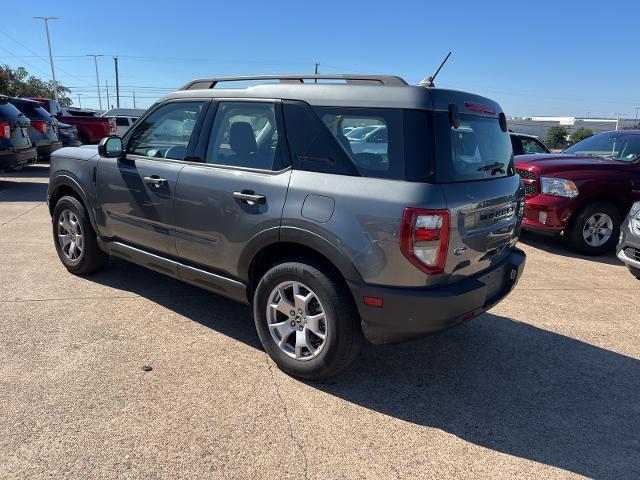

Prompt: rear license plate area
xmin=480 ymin=264 xmax=507 ymax=302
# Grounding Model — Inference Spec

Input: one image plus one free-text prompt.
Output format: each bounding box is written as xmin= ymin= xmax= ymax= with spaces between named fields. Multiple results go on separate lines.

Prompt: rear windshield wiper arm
xmin=477 ymin=162 xmax=505 ymax=175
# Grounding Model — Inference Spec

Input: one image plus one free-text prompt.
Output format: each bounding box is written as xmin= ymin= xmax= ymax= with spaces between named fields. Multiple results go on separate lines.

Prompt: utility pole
xmin=33 ymin=16 xmax=59 ymax=102
xmin=635 ymin=107 xmax=640 ymax=128
xmin=77 ymin=93 xmax=82 ymax=109
xmin=86 ymin=54 xmax=104 ymax=112
xmin=133 ymin=90 xmax=136 ymax=108
xmin=113 ymin=56 xmax=120 ymax=108
xmin=105 ymin=80 xmax=110 ymax=110
xmin=314 ymin=62 xmax=320 ymax=83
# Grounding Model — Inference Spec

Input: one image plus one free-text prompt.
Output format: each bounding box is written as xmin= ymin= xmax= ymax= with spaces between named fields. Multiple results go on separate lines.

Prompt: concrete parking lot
xmin=1 ymin=164 xmax=639 ymax=479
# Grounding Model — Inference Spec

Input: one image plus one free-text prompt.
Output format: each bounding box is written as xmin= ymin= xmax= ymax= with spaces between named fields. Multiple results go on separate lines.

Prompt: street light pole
xmin=77 ymin=94 xmax=82 ymax=109
xmin=86 ymin=54 xmax=104 ymax=112
xmin=33 ymin=16 xmax=59 ymax=102
xmin=635 ymin=107 xmax=639 ymax=128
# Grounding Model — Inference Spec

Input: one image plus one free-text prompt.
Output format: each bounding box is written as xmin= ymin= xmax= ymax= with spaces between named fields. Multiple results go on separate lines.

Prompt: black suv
xmin=48 ymin=74 xmax=526 ymax=380
xmin=10 ymin=97 xmax=62 ymax=160
xmin=0 ymin=95 xmax=37 ymax=171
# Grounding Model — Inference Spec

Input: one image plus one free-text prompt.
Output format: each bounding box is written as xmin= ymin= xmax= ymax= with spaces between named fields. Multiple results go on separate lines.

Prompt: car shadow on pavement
xmin=519 ymin=230 xmax=622 ymax=266
xmin=321 ymin=315 xmax=640 ymax=480
xmin=0 ymin=179 xmax=48 ymax=202
xmin=85 ymin=258 xmax=639 ymax=479
xmin=88 ymin=257 xmax=261 ymax=349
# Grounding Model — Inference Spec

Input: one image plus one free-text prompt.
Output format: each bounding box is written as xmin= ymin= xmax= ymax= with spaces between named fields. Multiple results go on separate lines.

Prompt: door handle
xmin=233 ymin=191 xmax=266 ymax=205
xmin=143 ymin=175 xmax=167 ymax=188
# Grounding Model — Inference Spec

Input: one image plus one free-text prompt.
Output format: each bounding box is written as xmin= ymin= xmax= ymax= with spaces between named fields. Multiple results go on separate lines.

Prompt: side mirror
xmin=98 ymin=136 xmax=123 ymax=158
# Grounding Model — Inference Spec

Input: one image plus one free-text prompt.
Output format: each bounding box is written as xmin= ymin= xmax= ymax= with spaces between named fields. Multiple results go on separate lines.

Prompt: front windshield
xmin=563 ymin=132 xmax=640 ymax=162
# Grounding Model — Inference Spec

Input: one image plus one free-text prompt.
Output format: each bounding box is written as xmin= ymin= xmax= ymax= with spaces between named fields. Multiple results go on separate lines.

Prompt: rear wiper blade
xmin=477 ymin=162 xmax=505 ymax=175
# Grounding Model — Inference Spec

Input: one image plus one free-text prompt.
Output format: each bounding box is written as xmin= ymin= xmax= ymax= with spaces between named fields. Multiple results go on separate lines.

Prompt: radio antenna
xmin=419 ymin=52 xmax=452 ymax=87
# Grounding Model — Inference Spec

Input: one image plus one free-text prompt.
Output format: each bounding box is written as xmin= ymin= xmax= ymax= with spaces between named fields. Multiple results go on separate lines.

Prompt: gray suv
xmin=48 ymin=74 xmax=526 ymax=380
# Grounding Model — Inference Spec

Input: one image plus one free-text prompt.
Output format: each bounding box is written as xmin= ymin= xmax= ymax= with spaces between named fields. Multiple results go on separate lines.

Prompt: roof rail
xmin=180 ymin=74 xmax=408 ymax=90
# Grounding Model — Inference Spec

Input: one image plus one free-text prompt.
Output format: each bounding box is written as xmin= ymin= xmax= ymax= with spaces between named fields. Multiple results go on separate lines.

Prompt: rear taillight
xmin=400 ymin=208 xmax=449 ymax=274
xmin=32 ymin=121 xmax=47 ymax=134
xmin=0 ymin=122 xmax=10 ymax=139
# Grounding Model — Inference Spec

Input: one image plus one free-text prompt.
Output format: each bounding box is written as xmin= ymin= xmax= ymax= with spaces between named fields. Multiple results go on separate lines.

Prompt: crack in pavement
xmin=264 ymin=355 xmax=309 ymax=480
xmin=0 ymin=201 xmax=45 ymax=228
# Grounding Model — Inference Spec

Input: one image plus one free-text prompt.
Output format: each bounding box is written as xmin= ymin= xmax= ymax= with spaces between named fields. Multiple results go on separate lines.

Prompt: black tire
xmin=52 ymin=195 xmax=108 ymax=274
xmin=253 ymin=261 xmax=363 ymax=381
xmin=628 ymin=265 xmax=640 ymax=280
xmin=566 ymin=201 xmax=621 ymax=255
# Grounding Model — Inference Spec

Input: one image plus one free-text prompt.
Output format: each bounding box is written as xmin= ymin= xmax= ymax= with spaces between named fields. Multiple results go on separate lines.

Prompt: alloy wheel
xmin=582 ymin=213 xmax=613 ymax=247
xmin=266 ymin=281 xmax=328 ymax=361
xmin=57 ymin=209 xmax=84 ymax=262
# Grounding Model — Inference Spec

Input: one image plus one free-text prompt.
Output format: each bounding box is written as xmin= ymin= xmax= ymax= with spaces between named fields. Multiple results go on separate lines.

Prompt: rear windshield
xmin=435 ymin=112 xmax=514 ymax=182
xmin=0 ymin=101 xmax=23 ymax=119
xmin=11 ymin=101 xmax=51 ymax=120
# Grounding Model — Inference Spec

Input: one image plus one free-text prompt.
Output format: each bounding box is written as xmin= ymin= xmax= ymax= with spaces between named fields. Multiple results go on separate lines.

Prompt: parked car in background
xmin=9 ymin=97 xmax=62 ymax=160
xmin=346 ymin=124 xmax=388 ymax=157
xmin=28 ymin=98 xmax=115 ymax=144
xmin=516 ymin=130 xmax=640 ymax=255
xmin=57 ymin=122 xmax=82 ymax=147
xmin=510 ymin=132 xmax=550 ymax=155
xmin=48 ymin=73 xmax=526 ymax=380
xmin=102 ymin=108 xmax=146 ymax=136
xmin=0 ymin=95 xmax=37 ymax=171
xmin=617 ymin=201 xmax=640 ymax=279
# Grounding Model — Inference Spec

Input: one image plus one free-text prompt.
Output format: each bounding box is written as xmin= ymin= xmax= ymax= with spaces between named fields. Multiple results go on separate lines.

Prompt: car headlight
xmin=540 ymin=177 xmax=579 ymax=198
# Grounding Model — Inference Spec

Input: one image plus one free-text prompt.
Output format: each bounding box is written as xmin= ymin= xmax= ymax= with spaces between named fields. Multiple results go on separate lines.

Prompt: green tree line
xmin=0 ymin=65 xmax=73 ymax=106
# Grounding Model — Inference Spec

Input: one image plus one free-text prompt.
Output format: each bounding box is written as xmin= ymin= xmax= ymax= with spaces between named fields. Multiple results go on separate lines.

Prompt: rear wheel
xmin=566 ymin=201 xmax=621 ymax=255
xmin=52 ymin=196 xmax=108 ymax=274
xmin=253 ymin=261 xmax=363 ymax=380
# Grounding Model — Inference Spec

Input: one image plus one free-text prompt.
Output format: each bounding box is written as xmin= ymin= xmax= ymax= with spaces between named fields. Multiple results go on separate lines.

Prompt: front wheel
xmin=52 ymin=196 xmax=109 ymax=274
xmin=566 ymin=201 xmax=621 ymax=255
xmin=628 ymin=265 xmax=640 ymax=280
xmin=253 ymin=261 xmax=363 ymax=381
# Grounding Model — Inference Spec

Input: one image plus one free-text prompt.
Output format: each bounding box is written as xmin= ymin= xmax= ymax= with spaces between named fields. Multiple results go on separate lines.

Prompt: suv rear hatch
xmin=432 ymin=102 xmax=524 ymax=284
xmin=0 ymin=100 xmax=32 ymax=152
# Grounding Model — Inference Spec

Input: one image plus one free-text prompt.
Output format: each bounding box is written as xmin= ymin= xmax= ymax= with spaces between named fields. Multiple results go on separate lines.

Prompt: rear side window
xmin=115 ymin=117 xmax=130 ymax=126
xmin=436 ymin=113 xmax=514 ymax=182
xmin=315 ymin=107 xmax=404 ymax=179
xmin=205 ymin=101 xmax=287 ymax=171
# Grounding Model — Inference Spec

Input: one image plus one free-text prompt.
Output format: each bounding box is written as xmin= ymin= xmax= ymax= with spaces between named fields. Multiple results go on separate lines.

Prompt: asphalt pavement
xmin=1 ymin=165 xmax=639 ymax=479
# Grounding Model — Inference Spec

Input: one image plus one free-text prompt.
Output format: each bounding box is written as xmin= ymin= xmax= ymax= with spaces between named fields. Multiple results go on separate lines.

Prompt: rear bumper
xmin=36 ymin=141 xmax=63 ymax=159
xmin=350 ymin=248 xmax=526 ymax=344
xmin=522 ymin=194 xmax=579 ymax=233
xmin=0 ymin=147 xmax=38 ymax=171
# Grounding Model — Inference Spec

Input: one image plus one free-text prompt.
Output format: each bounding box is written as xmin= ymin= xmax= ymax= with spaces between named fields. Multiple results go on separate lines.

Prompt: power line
xmin=0 ymin=29 xmax=92 ymax=87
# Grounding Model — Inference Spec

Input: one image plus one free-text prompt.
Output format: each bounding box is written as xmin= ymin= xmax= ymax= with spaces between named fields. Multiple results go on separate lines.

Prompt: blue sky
xmin=2 ymin=0 xmax=639 ymax=117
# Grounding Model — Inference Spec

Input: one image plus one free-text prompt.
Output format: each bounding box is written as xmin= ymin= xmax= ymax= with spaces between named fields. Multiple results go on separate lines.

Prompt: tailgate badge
xmin=453 ymin=245 xmax=467 ymax=256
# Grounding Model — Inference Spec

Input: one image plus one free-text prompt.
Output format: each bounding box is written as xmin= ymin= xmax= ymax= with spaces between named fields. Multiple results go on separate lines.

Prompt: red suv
xmin=516 ymin=130 xmax=640 ymax=254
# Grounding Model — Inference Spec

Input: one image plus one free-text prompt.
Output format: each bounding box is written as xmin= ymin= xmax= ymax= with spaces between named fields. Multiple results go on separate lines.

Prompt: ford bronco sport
xmin=48 ymin=74 xmax=526 ymax=380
